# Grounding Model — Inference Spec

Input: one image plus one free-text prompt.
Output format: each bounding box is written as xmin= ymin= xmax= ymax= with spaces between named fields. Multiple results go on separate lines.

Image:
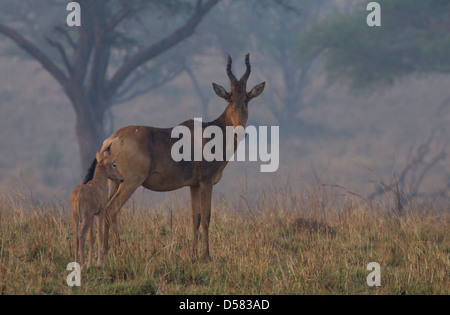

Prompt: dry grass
xmin=0 ymin=185 xmax=448 ymax=295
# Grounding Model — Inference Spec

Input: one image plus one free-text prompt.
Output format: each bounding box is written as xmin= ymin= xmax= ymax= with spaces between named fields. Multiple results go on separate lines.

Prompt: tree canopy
xmin=300 ymin=0 xmax=450 ymax=92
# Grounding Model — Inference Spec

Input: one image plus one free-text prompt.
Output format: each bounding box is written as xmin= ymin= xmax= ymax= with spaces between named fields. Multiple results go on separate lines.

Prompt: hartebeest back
xmin=71 ymin=152 xmax=124 ymax=268
xmin=83 ymin=54 xmax=265 ymax=262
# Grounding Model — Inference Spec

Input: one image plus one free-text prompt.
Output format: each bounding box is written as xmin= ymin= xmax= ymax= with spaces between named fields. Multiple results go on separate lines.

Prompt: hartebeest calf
xmin=71 ymin=152 xmax=124 ymax=268
xmin=84 ymin=54 xmax=265 ymax=262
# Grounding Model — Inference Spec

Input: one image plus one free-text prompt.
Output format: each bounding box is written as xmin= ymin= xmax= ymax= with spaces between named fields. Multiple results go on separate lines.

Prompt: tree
xmin=0 ymin=0 xmax=219 ymax=171
xmin=300 ymin=0 xmax=450 ymax=92
xmin=249 ymin=1 xmax=327 ymax=133
xmin=300 ymin=0 xmax=450 ymax=201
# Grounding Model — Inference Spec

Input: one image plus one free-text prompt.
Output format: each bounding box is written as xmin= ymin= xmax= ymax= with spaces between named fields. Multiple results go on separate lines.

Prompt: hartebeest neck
xmin=212 ymin=103 xmax=248 ymax=130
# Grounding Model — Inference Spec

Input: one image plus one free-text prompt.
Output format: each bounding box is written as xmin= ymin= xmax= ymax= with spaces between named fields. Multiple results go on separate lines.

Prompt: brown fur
xmin=71 ymin=152 xmax=124 ymax=268
xmin=100 ymin=54 xmax=265 ymax=261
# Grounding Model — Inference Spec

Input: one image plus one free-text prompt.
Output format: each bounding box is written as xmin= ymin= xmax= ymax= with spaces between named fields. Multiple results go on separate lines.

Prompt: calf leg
xmin=87 ymin=222 xmax=94 ymax=268
xmin=79 ymin=220 xmax=91 ymax=268
xmin=71 ymin=201 xmax=80 ymax=265
xmin=97 ymin=213 xmax=104 ymax=268
xmin=73 ymin=220 xmax=79 ymax=265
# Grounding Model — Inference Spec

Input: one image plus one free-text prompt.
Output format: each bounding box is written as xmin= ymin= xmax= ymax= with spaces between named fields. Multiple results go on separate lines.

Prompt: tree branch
xmin=0 ymin=24 xmax=68 ymax=87
xmin=45 ymin=36 xmax=73 ymax=75
xmin=54 ymin=26 xmax=76 ymax=48
xmin=112 ymin=61 xmax=182 ymax=106
xmin=104 ymin=0 xmax=219 ymax=100
xmin=104 ymin=7 xmax=133 ymax=36
xmin=368 ymin=134 xmax=448 ymax=202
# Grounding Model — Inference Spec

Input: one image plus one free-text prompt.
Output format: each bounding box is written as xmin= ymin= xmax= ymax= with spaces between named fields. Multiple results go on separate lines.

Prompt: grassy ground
xmin=0 ymin=187 xmax=448 ymax=295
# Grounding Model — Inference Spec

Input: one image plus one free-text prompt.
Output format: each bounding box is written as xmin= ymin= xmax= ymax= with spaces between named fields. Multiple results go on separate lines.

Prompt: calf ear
xmin=248 ymin=82 xmax=266 ymax=100
xmin=96 ymin=151 xmax=102 ymax=163
xmin=212 ymin=83 xmax=230 ymax=100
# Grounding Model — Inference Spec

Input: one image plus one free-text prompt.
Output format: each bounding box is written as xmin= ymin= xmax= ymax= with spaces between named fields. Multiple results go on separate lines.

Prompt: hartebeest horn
xmin=226 ymin=54 xmax=238 ymax=84
xmin=240 ymin=53 xmax=251 ymax=84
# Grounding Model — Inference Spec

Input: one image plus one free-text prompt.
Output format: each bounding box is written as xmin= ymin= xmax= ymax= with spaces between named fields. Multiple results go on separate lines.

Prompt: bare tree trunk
xmin=75 ymin=107 xmax=104 ymax=172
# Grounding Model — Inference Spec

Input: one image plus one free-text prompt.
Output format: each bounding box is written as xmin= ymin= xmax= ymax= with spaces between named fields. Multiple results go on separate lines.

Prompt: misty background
xmin=0 ymin=0 xmax=448 ymax=207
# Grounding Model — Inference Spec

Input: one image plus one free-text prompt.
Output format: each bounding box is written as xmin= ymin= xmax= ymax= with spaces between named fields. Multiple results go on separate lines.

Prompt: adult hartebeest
xmin=84 ymin=54 xmax=265 ymax=261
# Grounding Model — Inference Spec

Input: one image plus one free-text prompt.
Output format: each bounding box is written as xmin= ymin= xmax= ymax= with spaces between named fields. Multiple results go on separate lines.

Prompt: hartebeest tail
xmin=71 ymin=152 xmax=123 ymax=268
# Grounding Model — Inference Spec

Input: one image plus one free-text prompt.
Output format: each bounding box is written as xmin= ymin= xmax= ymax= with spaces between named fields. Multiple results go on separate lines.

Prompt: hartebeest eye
xmin=112 ymin=163 xmax=117 ymax=168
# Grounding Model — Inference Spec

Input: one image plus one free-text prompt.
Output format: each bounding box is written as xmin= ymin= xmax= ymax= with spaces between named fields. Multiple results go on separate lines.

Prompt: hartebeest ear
xmin=212 ymin=83 xmax=230 ymax=100
xmin=248 ymin=82 xmax=266 ymax=100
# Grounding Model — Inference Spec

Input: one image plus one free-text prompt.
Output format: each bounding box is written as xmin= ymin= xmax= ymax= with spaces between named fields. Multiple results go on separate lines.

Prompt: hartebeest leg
xmin=107 ymin=179 xmax=120 ymax=202
xmin=200 ymin=181 xmax=213 ymax=262
xmin=190 ymin=185 xmax=201 ymax=260
xmin=110 ymin=212 xmax=120 ymax=251
xmin=103 ymin=180 xmax=120 ymax=254
xmin=103 ymin=210 xmax=119 ymax=255
xmin=103 ymin=180 xmax=143 ymax=253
